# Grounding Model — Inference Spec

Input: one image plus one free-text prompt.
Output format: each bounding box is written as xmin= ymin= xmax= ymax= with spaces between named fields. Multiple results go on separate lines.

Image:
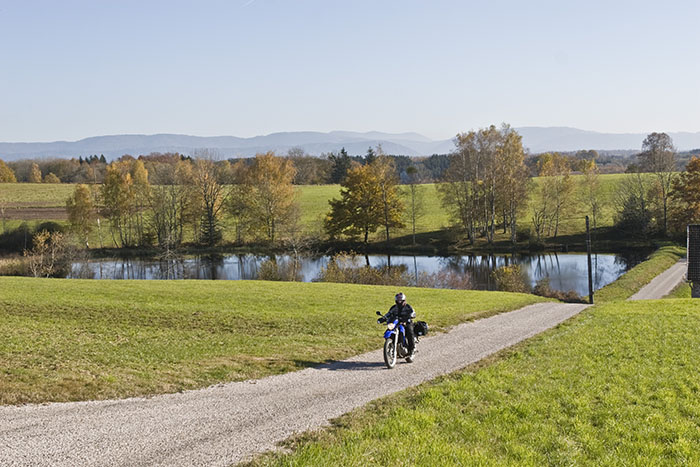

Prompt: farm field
xmin=254 ymin=297 xmax=700 ymax=466
xmin=1 ymin=173 xmax=634 ymax=247
xmin=0 ymin=278 xmax=544 ymax=405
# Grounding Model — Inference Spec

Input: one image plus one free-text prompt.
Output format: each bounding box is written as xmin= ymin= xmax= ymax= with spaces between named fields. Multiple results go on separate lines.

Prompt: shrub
xmin=416 ymin=269 xmax=472 ymax=290
xmin=533 ymin=277 xmax=587 ymax=303
xmin=258 ymin=257 xmax=303 ymax=282
xmin=0 ymin=222 xmax=34 ymax=253
xmin=0 ymin=256 xmax=28 ymax=276
xmin=492 ymin=265 xmax=530 ymax=293
xmin=316 ymin=253 xmax=411 ymax=286
xmin=23 ymin=229 xmax=70 ymax=278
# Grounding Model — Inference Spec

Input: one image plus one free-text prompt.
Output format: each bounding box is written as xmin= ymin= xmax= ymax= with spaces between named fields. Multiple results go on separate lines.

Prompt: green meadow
xmin=252 ymin=299 xmax=700 ymax=466
xmin=0 ymin=278 xmax=543 ymax=405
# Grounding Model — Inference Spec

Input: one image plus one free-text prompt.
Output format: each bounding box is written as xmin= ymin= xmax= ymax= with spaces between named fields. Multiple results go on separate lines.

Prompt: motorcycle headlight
xmin=387 ymin=322 xmax=395 ymax=331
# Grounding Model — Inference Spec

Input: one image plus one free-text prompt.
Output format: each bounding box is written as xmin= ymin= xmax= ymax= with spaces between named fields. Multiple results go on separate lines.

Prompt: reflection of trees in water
xmin=69 ymin=251 xmax=635 ymax=293
xmin=531 ymin=252 xmax=563 ymax=284
xmin=440 ymin=254 xmax=510 ymax=290
xmin=153 ymin=257 xmax=186 ymax=280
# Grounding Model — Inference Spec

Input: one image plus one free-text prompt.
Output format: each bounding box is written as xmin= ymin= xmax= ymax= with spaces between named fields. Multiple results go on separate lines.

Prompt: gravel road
xmin=628 ymin=259 xmax=686 ymax=300
xmin=0 ymin=301 xmax=588 ymax=466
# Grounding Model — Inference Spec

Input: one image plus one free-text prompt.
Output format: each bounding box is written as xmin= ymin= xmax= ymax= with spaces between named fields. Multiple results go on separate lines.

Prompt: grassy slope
xmin=0 ymin=174 xmax=635 ymax=244
xmin=252 ymin=299 xmax=700 ymax=466
xmin=0 ymin=277 xmax=543 ymax=405
xmin=594 ymin=245 xmax=685 ymax=303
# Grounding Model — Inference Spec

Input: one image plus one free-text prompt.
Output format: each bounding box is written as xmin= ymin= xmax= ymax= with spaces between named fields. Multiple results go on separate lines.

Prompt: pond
xmin=69 ymin=251 xmax=646 ymax=296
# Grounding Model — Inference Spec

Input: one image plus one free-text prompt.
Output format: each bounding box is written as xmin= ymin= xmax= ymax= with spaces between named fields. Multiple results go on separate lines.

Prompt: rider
xmin=379 ymin=292 xmax=416 ymax=356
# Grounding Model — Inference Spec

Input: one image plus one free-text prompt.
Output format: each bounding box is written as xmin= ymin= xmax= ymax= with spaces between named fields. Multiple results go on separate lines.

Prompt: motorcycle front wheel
xmin=383 ymin=337 xmax=397 ymax=369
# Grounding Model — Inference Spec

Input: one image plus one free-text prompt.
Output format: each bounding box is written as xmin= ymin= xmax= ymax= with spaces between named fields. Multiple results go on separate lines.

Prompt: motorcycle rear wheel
xmin=383 ymin=337 xmax=397 ymax=369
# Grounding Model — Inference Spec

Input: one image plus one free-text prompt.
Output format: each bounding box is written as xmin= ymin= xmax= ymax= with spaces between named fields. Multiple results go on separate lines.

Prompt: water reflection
xmin=69 ymin=251 xmax=646 ymax=295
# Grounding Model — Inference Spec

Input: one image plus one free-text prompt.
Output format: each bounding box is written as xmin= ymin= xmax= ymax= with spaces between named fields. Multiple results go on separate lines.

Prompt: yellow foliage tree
xmin=240 ymin=152 xmax=299 ymax=243
xmin=28 ymin=163 xmax=42 ymax=183
xmin=0 ymin=159 xmax=17 ymax=182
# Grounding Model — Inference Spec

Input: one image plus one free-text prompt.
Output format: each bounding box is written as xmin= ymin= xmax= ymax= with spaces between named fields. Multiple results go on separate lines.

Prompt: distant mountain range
xmin=1 ymin=127 xmax=700 ymax=161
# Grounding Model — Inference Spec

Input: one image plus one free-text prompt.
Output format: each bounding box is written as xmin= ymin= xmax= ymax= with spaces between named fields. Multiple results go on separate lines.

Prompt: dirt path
xmin=0 ymin=302 xmax=588 ymax=467
xmin=628 ymin=259 xmax=686 ymax=300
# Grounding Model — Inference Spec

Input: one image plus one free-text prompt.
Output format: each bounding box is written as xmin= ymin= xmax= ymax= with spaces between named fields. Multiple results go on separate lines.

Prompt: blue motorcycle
xmin=376 ymin=311 xmax=416 ymax=369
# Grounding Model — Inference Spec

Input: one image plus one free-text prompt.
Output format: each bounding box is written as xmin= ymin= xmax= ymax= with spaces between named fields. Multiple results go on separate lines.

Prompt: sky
xmin=1 ymin=0 xmax=699 ymax=142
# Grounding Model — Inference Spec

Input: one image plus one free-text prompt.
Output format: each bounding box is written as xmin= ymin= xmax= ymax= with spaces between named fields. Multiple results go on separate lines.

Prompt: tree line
xmin=4 ymin=126 xmax=696 ymax=253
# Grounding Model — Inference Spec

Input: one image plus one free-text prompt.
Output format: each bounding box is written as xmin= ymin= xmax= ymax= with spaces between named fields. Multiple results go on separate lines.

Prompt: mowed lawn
xmin=254 ymin=299 xmax=700 ymax=466
xmin=0 ymin=277 xmax=544 ymax=405
xmin=1 ymin=173 xmax=638 ymax=243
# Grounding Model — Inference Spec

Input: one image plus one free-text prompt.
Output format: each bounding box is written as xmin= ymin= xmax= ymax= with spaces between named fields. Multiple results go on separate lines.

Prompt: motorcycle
xmin=376 ymin=311 xmax=416 ymax=369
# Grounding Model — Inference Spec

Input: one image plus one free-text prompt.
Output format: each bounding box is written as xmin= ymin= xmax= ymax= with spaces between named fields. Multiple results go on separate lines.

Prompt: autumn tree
xmin=28 ymin=163 xmax=42 ymax=183
xmin=239 ymin=152 xmax=299 ymax=243
xmin=579 ymin=158 xmax=603 ymax=231
xmin=438 ymin=130 xmax=481 ymax=243
xmin=0 ymin=159 xmax=17 ymax=182
xmin=325 ymin=162 xmax=382 ymax=243
xmin=439 ymin=124 xmax=528 ymax=244
xmin=373 ymin=152 xmax=405 ymax=242
xmin=147 ymin=162 xmax=188 ymax=251
xmin=287 ymin=147 xmax=331 ymax=185
xmin=43 ymin=172 xmax=61 ymax=183
xmin=532 ymin=153 xmax=574 ymax=240
xmin=325 ymin=156 xmax=404 ymax=244
xmin=131 ymin=159 xmax=150 ymax=245
xmin=404 ymin=166 xmax=425 ymax=244
xmin=101 ymin=163 xmax=135 ymax=247
xmin=66 ymin=184 xmax=94 ymax=247
xmin=496 ymin=126 xmax=529 ymax=244
xmin=638 ymin=132 xmax=676 ymax=235
xmin=192 ymin=157 xmax=226 ymax=246
xmin=670 ymin=156 xmax=700 ymax=231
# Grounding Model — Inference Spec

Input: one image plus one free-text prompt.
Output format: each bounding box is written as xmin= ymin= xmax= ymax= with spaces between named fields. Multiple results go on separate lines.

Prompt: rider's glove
xmin=377 ymin=317 xmax=386 ymax=324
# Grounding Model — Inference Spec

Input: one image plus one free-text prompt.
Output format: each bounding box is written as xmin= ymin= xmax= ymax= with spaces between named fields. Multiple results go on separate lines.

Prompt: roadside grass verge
xmin=0 ymin=278 xmax=544 ymax=405
xmin=593 ymin=245 xmax=685 ymax=303
xmin=666 ymin=280 xmax=691 ymax=299
xmin=250 ymin=299 xmax=700 ymax=466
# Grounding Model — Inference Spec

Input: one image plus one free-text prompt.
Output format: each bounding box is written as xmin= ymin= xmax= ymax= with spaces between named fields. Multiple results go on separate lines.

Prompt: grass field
xmin=0 ymin=278 xmax=544 ymax=405
xmin=0 ymin=174 xmax=639 ymax=247
xmin=0 ymin=183 xmax=74 ymax=207
xmin=251 ymin=298 xmax=700 ymax=466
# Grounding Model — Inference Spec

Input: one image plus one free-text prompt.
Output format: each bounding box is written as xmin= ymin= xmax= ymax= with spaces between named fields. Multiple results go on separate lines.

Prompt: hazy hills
xmin=1 ymin=128 xmax=700 ymax=161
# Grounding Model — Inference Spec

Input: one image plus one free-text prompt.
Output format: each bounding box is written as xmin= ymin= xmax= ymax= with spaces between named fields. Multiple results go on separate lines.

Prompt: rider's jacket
xmin=386 ymin=303 xmax=416 ymax=323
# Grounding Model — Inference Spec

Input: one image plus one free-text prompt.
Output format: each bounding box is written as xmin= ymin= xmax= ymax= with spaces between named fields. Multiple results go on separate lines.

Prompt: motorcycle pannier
xmin=415 ymin=321 xmax=429 ymax=336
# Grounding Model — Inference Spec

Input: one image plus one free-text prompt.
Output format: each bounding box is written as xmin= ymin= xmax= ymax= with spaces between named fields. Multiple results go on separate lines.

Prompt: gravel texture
xmin=0 ymin=302 xmax=589 ymax=466
xmin=628 ymin=260 xmax=686 ymax=300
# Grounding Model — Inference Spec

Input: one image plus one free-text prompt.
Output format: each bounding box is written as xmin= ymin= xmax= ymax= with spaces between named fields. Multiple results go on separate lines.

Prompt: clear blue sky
xmin=1 ymin=0 xmax=699 ymax=142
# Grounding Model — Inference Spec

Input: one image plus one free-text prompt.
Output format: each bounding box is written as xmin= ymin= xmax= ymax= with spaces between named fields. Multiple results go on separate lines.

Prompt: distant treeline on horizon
xmin=1 ymin=146 xmax=699 ymax=186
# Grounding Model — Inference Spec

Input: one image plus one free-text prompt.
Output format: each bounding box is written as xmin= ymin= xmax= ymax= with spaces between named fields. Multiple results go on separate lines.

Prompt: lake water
xmin=69 ymin=251 xmax=644 ymax=296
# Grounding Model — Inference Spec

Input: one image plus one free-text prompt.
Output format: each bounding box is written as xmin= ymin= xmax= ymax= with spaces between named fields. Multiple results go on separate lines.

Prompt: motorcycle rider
xmin=379 ymin=292 xmax=416 ymax=357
